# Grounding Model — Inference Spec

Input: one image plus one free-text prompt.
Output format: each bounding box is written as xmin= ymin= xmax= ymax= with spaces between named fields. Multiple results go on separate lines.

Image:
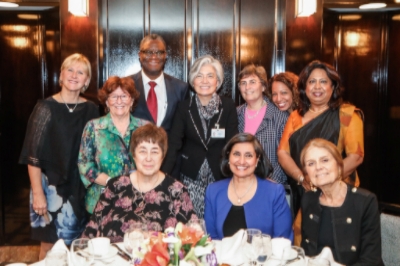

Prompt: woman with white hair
xmin=161 ymin=55 xmax=238 ymax=218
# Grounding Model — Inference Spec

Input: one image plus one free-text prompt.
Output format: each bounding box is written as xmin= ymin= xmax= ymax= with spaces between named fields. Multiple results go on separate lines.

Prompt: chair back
xmin=381 ymin=212 xmax=400 ymax=266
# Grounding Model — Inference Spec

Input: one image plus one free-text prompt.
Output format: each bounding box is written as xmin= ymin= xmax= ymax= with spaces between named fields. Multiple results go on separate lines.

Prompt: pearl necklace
xmin=60 ymin=93 xmax=79 ymax=113
xmin=232 ymin=177 xmax=255 ymax=204
xmin=246 ymin=100 xmax=266 ymax=119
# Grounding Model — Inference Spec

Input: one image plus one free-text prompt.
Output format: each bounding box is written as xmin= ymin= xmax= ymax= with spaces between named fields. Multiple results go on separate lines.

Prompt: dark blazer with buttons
xmin=128 ymin=71 xmax=189 ymax=134
xmin=301 ymin=184 xmax=383 ymax=266
xmin=161 ymin=95 xmax=239 ymax=180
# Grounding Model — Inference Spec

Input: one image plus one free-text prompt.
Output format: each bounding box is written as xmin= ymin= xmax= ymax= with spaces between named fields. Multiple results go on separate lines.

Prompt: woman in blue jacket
xmin=204 ymin=133 xmax=293 ymax=240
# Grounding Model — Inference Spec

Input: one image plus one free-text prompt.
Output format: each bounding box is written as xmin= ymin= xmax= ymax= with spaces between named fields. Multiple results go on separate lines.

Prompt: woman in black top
xmin=19 ymin=53 xmax=99 ymax=259
xmin=161 ymin=55 xmax=238 ymax=218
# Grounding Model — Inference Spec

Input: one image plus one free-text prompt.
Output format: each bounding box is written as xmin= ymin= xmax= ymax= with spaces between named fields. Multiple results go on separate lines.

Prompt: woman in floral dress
xmin=19 ymin=54 xmax=99 ymax=259
xmin=82 ymin=124 xmax=197 ymax=242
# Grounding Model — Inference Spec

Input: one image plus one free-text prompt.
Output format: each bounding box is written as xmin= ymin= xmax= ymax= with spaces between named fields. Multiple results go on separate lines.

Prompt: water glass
xmin=308 ymin=257 xmax=330 ymax=266
xmin=244 ymin=229 xmax=262 ymax=265
xmin=187 ymin=218 xmax=207 ymax=235
xmin=70 ymin=238 xmax=94 ymax=266
xmin=257 ymin=234 xmax=271 ymax=265
xmin=123 ymin=222 xmax=148 ymax=255
xmin=45 ymin=249 xmax=68 ymax=266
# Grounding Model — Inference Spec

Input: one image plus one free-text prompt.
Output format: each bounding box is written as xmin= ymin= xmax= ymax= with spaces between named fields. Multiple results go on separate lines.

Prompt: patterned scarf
xmin=195 ymin=93 xmax=221 ymax=138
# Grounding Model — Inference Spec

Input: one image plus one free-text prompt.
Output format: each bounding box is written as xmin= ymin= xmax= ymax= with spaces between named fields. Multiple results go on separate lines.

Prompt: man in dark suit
xmin=128 ymin=34 xmax=189 ymax=133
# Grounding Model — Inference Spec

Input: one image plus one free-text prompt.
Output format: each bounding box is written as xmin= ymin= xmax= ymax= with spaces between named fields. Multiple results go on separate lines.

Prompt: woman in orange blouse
xmin=277 ymin=60 xmax=364 ymax=215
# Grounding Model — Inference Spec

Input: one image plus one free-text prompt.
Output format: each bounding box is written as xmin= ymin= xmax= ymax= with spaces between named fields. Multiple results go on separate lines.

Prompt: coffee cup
xmin=271 ymin=237 xmax=291 ymax=258
xmin=89 ymin=237 xmax=110 ymax=256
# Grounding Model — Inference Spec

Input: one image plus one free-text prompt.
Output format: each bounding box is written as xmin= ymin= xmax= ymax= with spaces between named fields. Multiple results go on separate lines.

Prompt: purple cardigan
xmin=204 ymin=177 xmax=293 ymax=241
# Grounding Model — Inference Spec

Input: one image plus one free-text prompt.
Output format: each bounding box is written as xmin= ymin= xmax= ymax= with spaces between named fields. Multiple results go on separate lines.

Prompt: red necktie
xmin=147 ymin=81 xmax=158 ymax=124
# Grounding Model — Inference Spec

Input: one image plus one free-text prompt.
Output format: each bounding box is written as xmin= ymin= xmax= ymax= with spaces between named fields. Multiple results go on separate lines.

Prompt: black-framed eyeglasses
xmin=140 ymin=50 xmax=166 ymax=58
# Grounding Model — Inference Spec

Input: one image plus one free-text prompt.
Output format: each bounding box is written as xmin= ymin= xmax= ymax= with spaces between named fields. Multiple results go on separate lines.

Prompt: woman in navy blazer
xmin=204 ymin=133 xmax=293 ymax=240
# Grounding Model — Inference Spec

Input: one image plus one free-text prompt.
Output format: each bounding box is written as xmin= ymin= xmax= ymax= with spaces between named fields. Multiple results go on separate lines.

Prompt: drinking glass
xmin=123 ymin=222 xmax=148 ymax=255
xmin=308 ymin=257 xmax=330 ymax=266
xmin=243 ymin=229 xmax=262 ymax=265
xmin=256 ymin=234 xmax=271 ymax=265
xmin=70 ymin=238 xmax=94 ymax=266
xmin=187 ymin=218 xmax=207 ymax=235
xmin=280 ymin=246 xmax=306 ymax=266
xmin=45 ymin=249 xmax=68 ymax=266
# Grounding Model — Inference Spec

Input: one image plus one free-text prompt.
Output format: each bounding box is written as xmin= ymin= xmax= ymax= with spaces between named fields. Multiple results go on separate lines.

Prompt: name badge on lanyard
xmin=211 ymin=123 xmax=225 ymax=138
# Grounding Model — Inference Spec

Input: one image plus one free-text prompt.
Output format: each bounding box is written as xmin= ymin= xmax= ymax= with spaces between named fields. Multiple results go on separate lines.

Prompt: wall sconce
xmin=68 ymin=0 xmax=88 ymax=17
xmin=296 ymin=0 xmax=317 ymax=17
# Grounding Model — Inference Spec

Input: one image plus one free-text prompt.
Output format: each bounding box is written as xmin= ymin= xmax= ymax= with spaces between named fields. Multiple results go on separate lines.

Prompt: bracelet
xmin=297 ymin=175 xmax=304 ymax=185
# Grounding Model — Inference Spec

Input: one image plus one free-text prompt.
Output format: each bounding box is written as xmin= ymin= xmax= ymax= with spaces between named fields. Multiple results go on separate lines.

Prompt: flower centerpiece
xmin=133 ymin=222 xmax=217 ymax=266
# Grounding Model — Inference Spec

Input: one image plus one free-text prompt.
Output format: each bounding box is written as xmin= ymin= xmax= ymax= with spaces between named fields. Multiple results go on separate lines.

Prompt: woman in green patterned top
xmin=78 ymin=76 xmax=148 ymax=214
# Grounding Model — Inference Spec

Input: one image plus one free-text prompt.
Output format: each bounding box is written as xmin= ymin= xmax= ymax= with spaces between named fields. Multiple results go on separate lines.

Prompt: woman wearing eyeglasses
xmin=236 ymin=64 xmax=289 ymax=183
xmin=78 ymin=76 xmax=148 ymax=214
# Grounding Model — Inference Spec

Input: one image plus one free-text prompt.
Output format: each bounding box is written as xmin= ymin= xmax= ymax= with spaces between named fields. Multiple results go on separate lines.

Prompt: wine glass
xmin=256 ymin=234 xmax=271 ymax=265
xmin=70 ymin=238 xmax=94 ymax=266
xmin=243 ymin=229 xmax=262 ymax=265
xmin=123 ymin=222 xmax=148 ymax=255
xmin=187 ymin=218 xmax=207 ymax=235
xmin=280 ymin=246 xmax=306 ymax=266
xmin=308 ymin=257 xmax=330 ymax=266
xmin=45 ymin=249 xmax=68 ymax=266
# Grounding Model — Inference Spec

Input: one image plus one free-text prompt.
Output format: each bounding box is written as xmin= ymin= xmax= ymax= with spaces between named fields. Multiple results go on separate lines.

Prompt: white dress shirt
xmin=141 ymin=70 xmax=167 ymax=126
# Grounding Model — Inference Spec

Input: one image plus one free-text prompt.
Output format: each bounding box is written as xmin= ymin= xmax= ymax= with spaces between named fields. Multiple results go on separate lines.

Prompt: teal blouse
xmin=78 ymin=113 xmax=148 ymax=213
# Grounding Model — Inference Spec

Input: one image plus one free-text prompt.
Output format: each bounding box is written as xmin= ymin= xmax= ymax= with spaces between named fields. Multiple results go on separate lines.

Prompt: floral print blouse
xmin=78 ymin=113 xmax=148 ymax=214
xmin=81 ymin=175 xmax=197 ymax=243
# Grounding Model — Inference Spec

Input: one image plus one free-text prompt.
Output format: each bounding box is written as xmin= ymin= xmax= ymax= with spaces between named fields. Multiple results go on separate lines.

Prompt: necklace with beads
xmin=232 ymin=177 xmax=255 ymax=204
xmin=59 ymin=92 xmax=79 ymax=113
xmin=246 ymin=100 xmax=266 ymax=119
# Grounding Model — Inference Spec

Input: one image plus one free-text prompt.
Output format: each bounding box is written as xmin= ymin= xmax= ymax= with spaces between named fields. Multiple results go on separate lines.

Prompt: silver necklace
xmin=232 ymin=177 xmax=255 ymax=203
xmin=137 ymin=172 xmax=159 ymax=195
xmin=246 ymin=100 xmax=266 ymax=119
xmin=59 ymin=93 xmax=79 ymax=113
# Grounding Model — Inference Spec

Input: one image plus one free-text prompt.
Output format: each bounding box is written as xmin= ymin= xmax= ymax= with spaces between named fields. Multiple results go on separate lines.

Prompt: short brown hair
xmin=268 ymin=72 xmax=299 ymax=111
xmin=300 ymin=138 xmax=344 ymax=180
xmin=238 ymin=64 xmax=268 ymax=97
xmin=130 ymin=124 xmax=168 ymax=158
xmin=98 ymin=76 xmax=140 ymax=111
xmin=220 ymin=133 xmax=273 ymax=178
xmin=297 ymin=60 xmax=344 ymax=116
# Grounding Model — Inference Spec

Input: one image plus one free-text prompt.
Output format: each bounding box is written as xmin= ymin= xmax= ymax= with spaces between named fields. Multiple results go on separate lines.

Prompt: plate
xmin=271 ymin=248 xmax=297 ymax=261
xmin=93 ymin=246 xmax=118 ymax=260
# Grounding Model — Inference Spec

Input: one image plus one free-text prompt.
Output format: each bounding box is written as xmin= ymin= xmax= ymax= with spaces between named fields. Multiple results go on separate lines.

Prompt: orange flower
xmin=140 ymin=242 xmax=170 ymax=266
xmin=177 ymin=225 xmax=202 ymax=247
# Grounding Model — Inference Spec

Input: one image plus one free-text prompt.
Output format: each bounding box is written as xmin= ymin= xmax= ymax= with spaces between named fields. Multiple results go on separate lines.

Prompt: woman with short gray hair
xmin=161 ymin=55 xmax=238 ymax=218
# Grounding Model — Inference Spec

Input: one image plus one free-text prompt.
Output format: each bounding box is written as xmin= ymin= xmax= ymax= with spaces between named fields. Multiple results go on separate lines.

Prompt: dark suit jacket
xmin=301 ymin=184 xmax=383 ymax=266
xmin=161 ymin=95 xmax=238 ymax=181
xmin=128 ymin=71 xmax=189 ymax=133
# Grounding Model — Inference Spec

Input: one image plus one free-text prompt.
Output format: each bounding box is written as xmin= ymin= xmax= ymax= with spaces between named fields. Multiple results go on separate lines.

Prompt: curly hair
xmin=268 ymin=72 xmax=299 ymax=112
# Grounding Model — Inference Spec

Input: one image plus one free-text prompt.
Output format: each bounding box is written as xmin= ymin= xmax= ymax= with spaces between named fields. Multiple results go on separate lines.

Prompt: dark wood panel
xmin=60 ymin=0 xmax=99 ymax=102
xmin=286 ymin=0 xmax=323 ymax=75
xmin=384 ymin=11 xmax=400 ymax=203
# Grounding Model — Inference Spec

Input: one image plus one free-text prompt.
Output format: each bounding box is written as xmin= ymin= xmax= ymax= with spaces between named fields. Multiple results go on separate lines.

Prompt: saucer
xmin=271 ymin=248 xmax=297 ymax=261
xmin=92 ymin=246 xmax=118 ymax=260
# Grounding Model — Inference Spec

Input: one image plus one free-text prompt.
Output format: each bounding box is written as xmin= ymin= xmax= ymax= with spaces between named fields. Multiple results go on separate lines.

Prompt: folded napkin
xmin=314 ymin=247 xmax=344 ymax=266
xmin=214 ymin=229 xmax=247 ymax=265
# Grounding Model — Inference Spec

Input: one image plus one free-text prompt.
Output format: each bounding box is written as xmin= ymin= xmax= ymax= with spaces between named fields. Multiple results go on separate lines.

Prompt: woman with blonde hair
xmin=19 ymin=53 xmax=99 ymax=259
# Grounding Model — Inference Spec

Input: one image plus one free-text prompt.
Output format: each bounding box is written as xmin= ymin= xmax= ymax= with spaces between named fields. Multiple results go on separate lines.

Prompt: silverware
xmin=112 ymin=243 xmax=132 ymax=260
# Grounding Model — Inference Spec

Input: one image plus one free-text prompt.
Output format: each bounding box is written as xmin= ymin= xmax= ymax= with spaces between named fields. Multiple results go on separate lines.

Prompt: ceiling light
xmin=0 ymin=2 xmax=19 ymax=7
xmin=359 ymin=3 xmax=387 ymax=9
xmin=341 ymin=15 xmax=362 ymax=21
xmin=18 ymin=14 xmax=40 ymax=20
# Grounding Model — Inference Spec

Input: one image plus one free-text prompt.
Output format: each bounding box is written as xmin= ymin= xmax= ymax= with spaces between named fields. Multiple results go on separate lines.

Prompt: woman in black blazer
xmin=161 ymin=55 xmax=238 ymax=218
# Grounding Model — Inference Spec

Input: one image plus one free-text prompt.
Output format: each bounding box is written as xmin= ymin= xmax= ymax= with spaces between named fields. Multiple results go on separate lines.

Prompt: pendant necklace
xmin=246 ymin=100 xmax=266 ymax=119
xmin=60 ymin=93 xmax=79 ymax=113
xmin=232 ymin=177 xmax=254 ymax=203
